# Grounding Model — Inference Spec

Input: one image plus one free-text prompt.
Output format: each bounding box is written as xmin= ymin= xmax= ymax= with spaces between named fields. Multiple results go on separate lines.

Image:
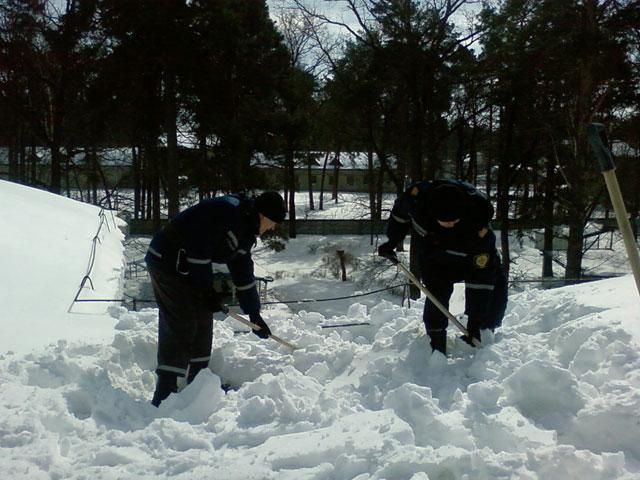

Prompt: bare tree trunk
xmin=497 ymin=106 xmax=513 ymax=279
xmin=144 ymin=140 xmax=161 ymax=230
xmin=18 ymin=133 xmax=26 ymax=183
xmin=307 ymin=150 xmax=314 ymax=211
xmin=319 ymin=151 xmax=329 ymax=210
xmin=485 ymin=106 xmax=494 ymax=197
xmin=455 ymin=120 xmax=465 ymax=178
xmin=332 ymin=151 xmax=340 ymax=203
xmin=29 ymin=145 xmax=37 ymax=185
xmin=337 ymin=250 xmax=347 ymax=281
xmin=376 ymin=172 xmax=384 ymax=221
xmin=467 ymin=113 xmax=479 ymax=184
xmin=497 ymin=185 xmax=511 ymax=280
xmin=70 ymin=156 xmax=84 ymax=202
xmin=164 ymin=70 xmax=180 ymax=219
xmin=285 ymin=145 xmax=297 ymax=238
xmin=50 ymin=145 xmax=63 ymax=194
xmin=542 ymin=156 xmax=555 ymax=278
xmin=94 ymin=150 xmax=113 ymax=210
xmin=140 ymin=147 xmax=148 ymax=220
xmin=133 ymin=146 xmax=141 ymax=220
xmin=65 ymin=152 xmax=71 ymax=198
xmin=89 ymin=146 xmax=98 ymax=204
xmin=367 ymin=149 xmax=376 ymax=245
xmin=408 ymin=236 xmax=420 ymax=300
xmin=565 ymin=210 xmax=585 ymax=283
xmin=8 ymin=123 xmax=19 ymax=182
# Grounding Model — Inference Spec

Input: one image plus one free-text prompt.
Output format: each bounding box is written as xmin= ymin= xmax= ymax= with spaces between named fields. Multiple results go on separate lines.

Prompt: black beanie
xmin=432 ymin=183 xmax=465 ymax=221
xmin=255 ymin=192 xmax=286 ymax=223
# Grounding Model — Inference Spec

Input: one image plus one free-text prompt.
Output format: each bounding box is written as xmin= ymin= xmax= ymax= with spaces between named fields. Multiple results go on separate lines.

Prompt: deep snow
xmin=1 ymin=179 xmax=639 ymax=479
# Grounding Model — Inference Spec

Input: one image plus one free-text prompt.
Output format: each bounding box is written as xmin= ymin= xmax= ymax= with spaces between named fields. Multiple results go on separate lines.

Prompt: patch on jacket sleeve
xmin=473 ymin=253 xmax=490 ymax=269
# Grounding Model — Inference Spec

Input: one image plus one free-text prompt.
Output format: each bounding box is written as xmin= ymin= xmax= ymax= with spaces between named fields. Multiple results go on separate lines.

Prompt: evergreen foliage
xmin=0 ymin=0 xmax=638 ymax=280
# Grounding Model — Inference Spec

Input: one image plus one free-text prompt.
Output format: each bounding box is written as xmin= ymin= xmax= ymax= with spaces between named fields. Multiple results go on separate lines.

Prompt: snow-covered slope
xmin=2 ymin=280 xmax=640 ymax=478
xmin=0 ymin=179 xmax=125 ymax=353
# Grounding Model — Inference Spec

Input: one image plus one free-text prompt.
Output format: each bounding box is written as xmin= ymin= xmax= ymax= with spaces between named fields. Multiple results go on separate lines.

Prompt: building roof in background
xmin=251 ymin=151 xmax=397 ymax=170
xmin=1 ymin=141 xmax=635 ymax=168
xmin=0 ymin=147 xmax=134 ymax=166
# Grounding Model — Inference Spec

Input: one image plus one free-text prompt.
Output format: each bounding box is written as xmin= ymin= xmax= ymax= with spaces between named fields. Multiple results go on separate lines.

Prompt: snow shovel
xmin=384 ymin=254 xmax=481 ymax=347
xmin=588 ymin=123 xmax=640 ymax=298
xmin=227 ymin=310 xmax=298 ymax=351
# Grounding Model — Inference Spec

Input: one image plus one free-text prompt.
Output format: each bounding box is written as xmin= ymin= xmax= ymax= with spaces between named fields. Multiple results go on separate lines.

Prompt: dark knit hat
xmin=255 ymin=192 xmax=286 ymax=223
xmin=432 ymin=183 xmax=465 ymax=221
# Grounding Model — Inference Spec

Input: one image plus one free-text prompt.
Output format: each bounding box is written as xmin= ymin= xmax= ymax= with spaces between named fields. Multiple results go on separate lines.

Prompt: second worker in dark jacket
xmin=145 ymin=191 xmax=286 ymax=406
xmin=378 ymin=180 xmax=508 ymax=355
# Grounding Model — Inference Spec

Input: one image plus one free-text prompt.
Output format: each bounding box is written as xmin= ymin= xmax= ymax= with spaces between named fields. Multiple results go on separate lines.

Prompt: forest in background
xmin=1 ymin=0 xmax=639 ymax=281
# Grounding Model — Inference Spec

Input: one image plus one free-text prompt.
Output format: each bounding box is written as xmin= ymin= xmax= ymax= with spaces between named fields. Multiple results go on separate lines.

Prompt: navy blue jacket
xmin=387 ymin=179 xmax=494 ymax=253
xmin=145 ymin=194 xmax=261 ymax=315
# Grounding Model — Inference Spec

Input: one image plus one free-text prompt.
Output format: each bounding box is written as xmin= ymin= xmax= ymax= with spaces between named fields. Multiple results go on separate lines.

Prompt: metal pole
xmin=587 ymin=123 xmax=640 ymax=298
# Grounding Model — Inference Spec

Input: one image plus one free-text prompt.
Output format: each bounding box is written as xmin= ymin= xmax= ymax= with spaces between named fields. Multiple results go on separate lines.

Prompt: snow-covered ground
xmin=1 ymin=179 xmax=640 ymax=479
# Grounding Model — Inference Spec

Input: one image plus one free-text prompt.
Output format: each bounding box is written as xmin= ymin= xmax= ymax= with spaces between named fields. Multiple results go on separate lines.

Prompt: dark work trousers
xmin=147 ymin=264 xmax=213 ymax=380
xmin=419 ymin=247 xmax=507 ymax=338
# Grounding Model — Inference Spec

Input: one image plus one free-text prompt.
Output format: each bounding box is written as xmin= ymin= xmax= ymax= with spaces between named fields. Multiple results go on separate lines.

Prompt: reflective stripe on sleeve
xmin=148 ymin=246 xmax=163 ymax=258
xmin=392 ymin=213 xmax=410 ymax=224
xmin=445 ymin=250 xmax=468 ymax=257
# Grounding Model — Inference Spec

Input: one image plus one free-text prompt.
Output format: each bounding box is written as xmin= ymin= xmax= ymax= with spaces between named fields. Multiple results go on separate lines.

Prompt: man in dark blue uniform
xmin=145 ymin=191 xmax=286 ymax=406
xmin=378 ymin=180 xmax=507 ymax=355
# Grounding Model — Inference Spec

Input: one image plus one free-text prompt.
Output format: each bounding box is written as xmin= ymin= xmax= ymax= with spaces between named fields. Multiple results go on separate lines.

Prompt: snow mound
xmin=1 ymin=277 xmax=639 ymax=478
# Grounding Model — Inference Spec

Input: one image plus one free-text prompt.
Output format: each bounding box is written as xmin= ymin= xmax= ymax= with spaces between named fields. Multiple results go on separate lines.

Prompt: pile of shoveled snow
xmin=1 ymin=275 xmax=639 ymax=479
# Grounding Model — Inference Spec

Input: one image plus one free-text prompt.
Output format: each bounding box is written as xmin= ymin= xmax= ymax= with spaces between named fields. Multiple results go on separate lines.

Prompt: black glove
xmin=378 ymin=241 xmax=398 ymax=262
xmin=216 ymin=303 xmax=229 ymax=315
xmin=205 ymin=291 xmax=227 ymax=313
xmin=249 ymin=313 xmax=272 ymax=339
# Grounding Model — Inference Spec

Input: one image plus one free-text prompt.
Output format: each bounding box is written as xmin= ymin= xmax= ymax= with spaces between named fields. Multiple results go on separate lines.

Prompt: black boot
xmin=428 ymin=330 xmax=447 ymax=355
xmin=461 ymin=319 xmax=481 ymax=346
xmin=151 ymin=372 xmax=178 ymax=407
xmin=187 ymin=361 xmax=209 ymax=384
